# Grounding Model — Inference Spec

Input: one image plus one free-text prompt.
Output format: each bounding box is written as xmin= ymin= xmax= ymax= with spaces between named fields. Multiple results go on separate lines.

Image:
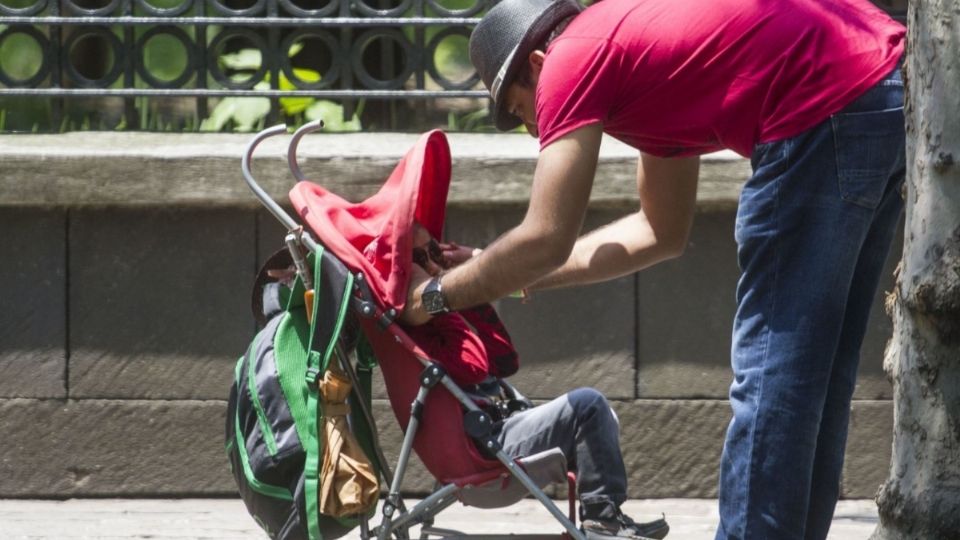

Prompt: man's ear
xmin=528 ymin=50 xmax=546 ymax=80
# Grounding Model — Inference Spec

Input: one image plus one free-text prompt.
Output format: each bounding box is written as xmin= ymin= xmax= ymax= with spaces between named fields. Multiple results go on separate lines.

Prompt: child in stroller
xmin=402 ymin=222 xmax=669 ymax=540
xmin=240 ymin=123 xmax=669 ymax=540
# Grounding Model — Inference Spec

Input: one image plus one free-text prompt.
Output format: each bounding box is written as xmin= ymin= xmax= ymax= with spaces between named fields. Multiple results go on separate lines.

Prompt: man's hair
xmin=514 ymin=15 xmax=576 ymax=88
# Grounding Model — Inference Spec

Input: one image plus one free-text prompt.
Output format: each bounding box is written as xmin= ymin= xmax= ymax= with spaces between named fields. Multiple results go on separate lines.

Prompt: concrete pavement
xmin=0 ymin=498 xmax=879 ymax=539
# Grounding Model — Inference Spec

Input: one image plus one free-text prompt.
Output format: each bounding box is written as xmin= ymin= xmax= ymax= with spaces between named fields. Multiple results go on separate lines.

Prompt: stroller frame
xmin=242 ymin=121 xmax=586 ymax=540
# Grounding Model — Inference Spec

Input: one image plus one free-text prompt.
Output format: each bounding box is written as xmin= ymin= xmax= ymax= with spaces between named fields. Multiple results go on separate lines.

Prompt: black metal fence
xmin=0 ymin=0 xmax=908 ymax=132
xmin=0 ymin=0 xmax=492 ymax=130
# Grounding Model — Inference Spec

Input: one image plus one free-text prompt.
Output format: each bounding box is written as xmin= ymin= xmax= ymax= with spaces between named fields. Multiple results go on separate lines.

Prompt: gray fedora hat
xmin=469 ymin=0 xmax=583 ymax=131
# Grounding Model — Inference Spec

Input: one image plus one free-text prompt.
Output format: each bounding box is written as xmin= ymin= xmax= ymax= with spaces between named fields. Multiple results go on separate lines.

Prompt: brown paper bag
xmin=319 ymin=366 xmax=379 ymax=517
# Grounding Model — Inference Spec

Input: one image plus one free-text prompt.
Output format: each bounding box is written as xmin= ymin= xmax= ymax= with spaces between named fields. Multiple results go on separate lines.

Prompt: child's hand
xmin=440 ymin=241 xmax=481 ymax=267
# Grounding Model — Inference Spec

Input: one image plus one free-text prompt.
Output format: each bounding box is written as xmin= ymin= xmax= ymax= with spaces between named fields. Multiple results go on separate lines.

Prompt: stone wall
xmin=0 ymin=132 xmax=896 ymax=499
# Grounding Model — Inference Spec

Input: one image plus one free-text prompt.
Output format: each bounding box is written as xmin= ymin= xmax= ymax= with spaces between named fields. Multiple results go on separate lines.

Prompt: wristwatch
xmin=421 ymin=276 xmax=450 ymax=316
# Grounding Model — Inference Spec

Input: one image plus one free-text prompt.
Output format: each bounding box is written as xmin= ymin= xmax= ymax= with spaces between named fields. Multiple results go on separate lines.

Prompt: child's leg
xmin=496 ymin=387 xmax=627 ymax=518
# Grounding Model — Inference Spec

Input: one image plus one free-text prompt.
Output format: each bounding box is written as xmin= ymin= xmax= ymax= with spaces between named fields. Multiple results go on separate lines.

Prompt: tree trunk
xmin=872 ymin=1 xmax=960 ymax=538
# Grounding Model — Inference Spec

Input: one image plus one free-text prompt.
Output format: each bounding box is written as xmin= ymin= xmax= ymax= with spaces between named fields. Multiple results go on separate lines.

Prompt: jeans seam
xmin=743 ymin=141 xmax=784 ymax=540
xmin=831 ymin=116 xmax=843 ymax=207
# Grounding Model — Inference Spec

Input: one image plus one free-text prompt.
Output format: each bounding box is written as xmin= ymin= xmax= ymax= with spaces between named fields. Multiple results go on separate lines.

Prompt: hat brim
xmin=490 ymin=0 xmax=581 ymax=132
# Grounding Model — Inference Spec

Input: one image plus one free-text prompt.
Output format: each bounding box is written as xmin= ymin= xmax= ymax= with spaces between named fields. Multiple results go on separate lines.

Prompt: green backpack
xmin=226 ymin=248 xmax=381 ymax=540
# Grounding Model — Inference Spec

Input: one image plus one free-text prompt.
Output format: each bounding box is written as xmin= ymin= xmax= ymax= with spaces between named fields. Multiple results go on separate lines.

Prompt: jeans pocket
xmin=831 ymin=106 xmax=905 ymax=209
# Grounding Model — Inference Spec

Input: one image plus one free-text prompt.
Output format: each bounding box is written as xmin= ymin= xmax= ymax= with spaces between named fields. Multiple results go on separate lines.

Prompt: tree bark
xmin=872 ymin=1 xmax=960 ymax=538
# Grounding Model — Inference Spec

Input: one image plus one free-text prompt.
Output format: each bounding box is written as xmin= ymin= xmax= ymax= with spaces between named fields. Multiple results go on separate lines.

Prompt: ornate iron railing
xmin=0 ymin=0 xmax=491 ymax=129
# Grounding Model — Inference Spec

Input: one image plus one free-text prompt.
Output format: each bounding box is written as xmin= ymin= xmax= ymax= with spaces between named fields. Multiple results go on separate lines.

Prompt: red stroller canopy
xmin=289 ymin=130 xmax=505 ymax=485
xmin=289 ymin=130 xmax=451 ymax=312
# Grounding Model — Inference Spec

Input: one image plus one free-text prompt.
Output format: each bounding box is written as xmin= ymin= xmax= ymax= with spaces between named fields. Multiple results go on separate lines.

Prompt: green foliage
xmin=199 ymin=91 xmax=271 ymax=133
xmin=447 ymin=107 xmax=493 ymax=132
xmin=219 ymin=47 xmax=264 ymax=72
xmin=433 ymin=34 xmax=473 ymax=86
xmin=0 ymin=31 xmax=43 ymax=82
xmin=139 ymin=0 xmax=183 ymax=9
xmin=199 ymin=43 xmax=362 ymax=133
xmin=141 ymin=33 xmax=190 ymax=84
xmin=305 ymin=100 xmax=363 ymax=131
xmin=198 ymin=46 xmax=271 ymax=132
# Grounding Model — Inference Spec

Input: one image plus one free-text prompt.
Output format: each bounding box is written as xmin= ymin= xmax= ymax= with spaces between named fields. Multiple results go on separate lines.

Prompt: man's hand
xmin=401 ymin=263 xmax=433 ymax=326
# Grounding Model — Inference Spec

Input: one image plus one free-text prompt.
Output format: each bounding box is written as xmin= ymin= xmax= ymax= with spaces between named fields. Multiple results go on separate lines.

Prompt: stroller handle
xmin=288 ymin=119 xmax=324 ymax=183
xmin=241 ymin=123 xmax=320 ymax=253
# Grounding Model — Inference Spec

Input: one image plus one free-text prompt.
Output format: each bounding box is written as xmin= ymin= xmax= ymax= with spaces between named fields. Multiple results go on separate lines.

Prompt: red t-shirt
xmin=535 ymin=0 xmax=905 ymax=157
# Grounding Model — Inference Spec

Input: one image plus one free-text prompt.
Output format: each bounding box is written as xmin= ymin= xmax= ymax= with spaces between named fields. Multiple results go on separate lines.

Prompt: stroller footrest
xmin=450 ymin=448 xmax=568 ymax=510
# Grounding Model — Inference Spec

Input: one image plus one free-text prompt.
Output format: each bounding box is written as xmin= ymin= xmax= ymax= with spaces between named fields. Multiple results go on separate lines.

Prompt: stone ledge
xmin=0 ymin=398 xmax=890 ymax=499
xmin=0 ymin=399 xmax=232 ymax=497
xmin=0 ymin=132 xmax=749 ymax=209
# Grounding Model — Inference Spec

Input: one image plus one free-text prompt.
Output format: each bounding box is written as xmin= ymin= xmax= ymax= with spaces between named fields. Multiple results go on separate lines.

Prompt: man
xmin=404 ymin=223 xmax=670 ymax=540
xmin=401 ymin=0 xmax=906 ymax=539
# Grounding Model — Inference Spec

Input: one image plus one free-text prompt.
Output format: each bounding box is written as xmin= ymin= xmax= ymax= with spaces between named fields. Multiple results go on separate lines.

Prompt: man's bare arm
xmin=529 ymin=152 xmax=700 ymax=290
xmin=402 ymin=124 xmax=604 ymax=324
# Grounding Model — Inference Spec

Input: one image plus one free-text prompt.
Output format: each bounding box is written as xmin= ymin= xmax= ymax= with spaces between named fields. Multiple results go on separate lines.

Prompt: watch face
xmin=423 ymin=290 xmax=447 ymax=314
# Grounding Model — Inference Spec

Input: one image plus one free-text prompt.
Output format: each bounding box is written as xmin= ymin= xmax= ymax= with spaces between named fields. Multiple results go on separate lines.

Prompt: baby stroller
xmin=238 ymin=120 xmax=586 ymax=540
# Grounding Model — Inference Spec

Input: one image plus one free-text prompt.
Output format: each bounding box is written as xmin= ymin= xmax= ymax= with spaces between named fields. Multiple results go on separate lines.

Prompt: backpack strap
xmin=302 ymin=248 xmax=355 ymax=540
xmin=355 ymin=335 xmax=378 ymax=409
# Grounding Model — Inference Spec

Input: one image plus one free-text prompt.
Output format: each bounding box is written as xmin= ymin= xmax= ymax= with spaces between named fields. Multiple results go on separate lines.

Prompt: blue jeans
xmin=716 ymin=63 xmax=905 ymax=540
xmin=497 ymin=387 xmax=627 ymax=520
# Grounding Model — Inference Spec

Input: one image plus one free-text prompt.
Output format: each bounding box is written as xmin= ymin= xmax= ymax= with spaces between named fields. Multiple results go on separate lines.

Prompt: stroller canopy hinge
xmin=351 ymin=273 xmax=396 ymax=329
xmin=377 ymin=308 xmax=398 ymax=329
xmin=419 ymin=363 xmax=446 ymax=389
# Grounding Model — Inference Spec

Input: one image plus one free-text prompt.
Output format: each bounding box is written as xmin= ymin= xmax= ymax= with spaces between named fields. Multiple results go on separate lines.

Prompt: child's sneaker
xmin=581 ymin=512 xmax=669 ymax=540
